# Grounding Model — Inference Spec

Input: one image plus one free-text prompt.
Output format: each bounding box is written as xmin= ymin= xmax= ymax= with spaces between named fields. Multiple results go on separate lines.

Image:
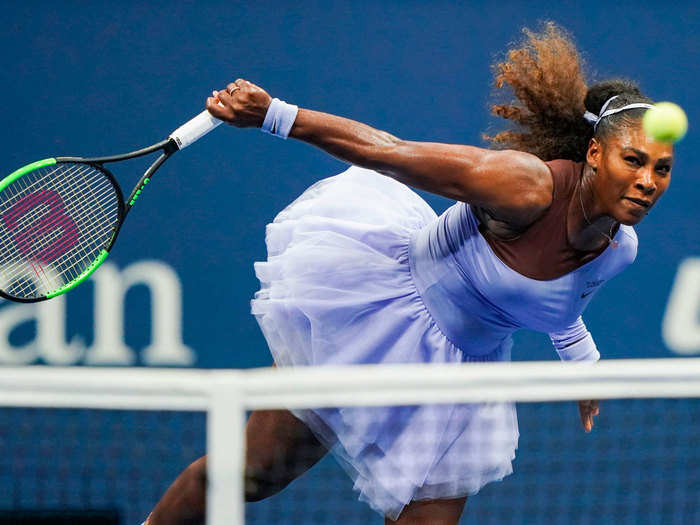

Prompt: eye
xmin=656 ymin=164 xmax=672 ymax=176
xmin=624 ymin=156 xmax=641 ymax=166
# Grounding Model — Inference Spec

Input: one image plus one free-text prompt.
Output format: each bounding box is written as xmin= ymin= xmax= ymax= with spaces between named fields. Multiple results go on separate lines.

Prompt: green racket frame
xmin=0 ymin=139 xmax=177 ymax=302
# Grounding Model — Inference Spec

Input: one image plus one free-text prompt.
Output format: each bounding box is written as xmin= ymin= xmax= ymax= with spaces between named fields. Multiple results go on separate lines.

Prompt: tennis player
xmin=145 ymin=23 xmax=674 ymax=525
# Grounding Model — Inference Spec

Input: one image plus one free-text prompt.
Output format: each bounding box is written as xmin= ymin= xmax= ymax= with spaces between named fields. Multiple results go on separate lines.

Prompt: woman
xmin=146 ymin=23 xmax=674 ymax=525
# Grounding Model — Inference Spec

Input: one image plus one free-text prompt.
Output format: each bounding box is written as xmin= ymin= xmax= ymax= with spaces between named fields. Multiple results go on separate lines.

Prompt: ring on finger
xmin=228 ymin=86 xmax=240 ymax=96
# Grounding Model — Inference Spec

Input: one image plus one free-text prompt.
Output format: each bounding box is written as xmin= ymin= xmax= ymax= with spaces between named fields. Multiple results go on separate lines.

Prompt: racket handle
xmin=169 ymin=109 xmax=224 ymax=150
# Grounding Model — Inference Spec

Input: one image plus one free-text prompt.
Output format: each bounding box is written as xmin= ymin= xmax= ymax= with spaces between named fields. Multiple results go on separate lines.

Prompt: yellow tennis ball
xmin=642 ymin=102 xmax=688 ymax=143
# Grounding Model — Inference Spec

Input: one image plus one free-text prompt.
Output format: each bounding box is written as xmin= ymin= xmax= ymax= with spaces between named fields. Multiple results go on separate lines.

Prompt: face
xmin=587 ymin=123 xmax=673 ymax=225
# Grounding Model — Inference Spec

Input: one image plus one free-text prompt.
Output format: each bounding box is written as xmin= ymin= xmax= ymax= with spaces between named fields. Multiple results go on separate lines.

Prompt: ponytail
xmin=485 ymin=22 xmax=652 ymax=162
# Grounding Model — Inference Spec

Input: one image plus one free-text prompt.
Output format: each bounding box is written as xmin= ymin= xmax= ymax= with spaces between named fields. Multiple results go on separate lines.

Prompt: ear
xmin=586 ymin=137 xmax=602 ymax=171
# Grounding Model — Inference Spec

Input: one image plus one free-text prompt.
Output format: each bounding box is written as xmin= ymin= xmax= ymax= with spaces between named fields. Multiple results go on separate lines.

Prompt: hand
xmin=206 ymin=78 xmax=272 ymax=128
xmin=578 ymin=399 xmax=600 ymax=433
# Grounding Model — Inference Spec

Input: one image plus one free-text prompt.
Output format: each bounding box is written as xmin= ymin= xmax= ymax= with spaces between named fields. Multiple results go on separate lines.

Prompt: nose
xmin=634 ymin=167 xmax=657 ymax=195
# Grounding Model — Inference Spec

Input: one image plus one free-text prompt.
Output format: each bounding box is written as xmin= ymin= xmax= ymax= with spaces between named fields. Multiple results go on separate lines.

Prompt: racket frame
xmin=0 ymin=138 xmax=179 ymax=302
xmin=57 ymin=136 xmax=178 ymax=216
xmin=1 ymin=105 xmax=220 ymax=303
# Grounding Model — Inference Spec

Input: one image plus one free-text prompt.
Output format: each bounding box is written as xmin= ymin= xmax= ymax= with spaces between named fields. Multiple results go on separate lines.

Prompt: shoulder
xmin=482 ymin=150 xmax=554 ymax=229
xmin=545 ymin=159 xmax=582 ymax=175
xmin=617 ymin=225 xmax=638 ymax=264
xmin=601 ymin=225 xmax=638 ymax=280
xmin=544 ymin=159 xmax=584 ymax=196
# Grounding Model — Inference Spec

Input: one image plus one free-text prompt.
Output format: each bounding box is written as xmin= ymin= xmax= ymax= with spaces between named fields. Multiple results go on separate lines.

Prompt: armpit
xmin=472 ymin=205 xmax=526 ymax=241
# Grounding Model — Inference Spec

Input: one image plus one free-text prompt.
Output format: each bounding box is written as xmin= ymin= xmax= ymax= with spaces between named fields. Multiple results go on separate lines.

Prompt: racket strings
xmin=0 ymin=162 xmax=121 ymax=299
xmin=0 ymin=171 xmax=116 ymax=296
xmin=4 ymin=165 xmax=110 ymax=271
xmin=13 ymin=167 xmax=116 ymax=267
xmin=17 ymin=164 xmax=118 ymax=279
xmin=0 ymin=173 xmax=88 ymax=293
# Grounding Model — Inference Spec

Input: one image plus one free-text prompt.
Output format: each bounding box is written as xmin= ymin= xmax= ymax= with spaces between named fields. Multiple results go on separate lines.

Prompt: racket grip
xmin=169 ymin=109 xmax=224 ymax=149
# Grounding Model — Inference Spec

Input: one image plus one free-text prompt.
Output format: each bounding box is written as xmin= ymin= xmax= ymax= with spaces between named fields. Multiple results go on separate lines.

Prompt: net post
xmin=206 ymin=372 xmax=246 ymax=525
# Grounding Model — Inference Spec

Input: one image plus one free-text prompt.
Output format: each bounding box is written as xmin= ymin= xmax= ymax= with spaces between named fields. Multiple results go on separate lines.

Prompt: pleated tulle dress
xmin=250 ymin=165 xmax=637 ymax=519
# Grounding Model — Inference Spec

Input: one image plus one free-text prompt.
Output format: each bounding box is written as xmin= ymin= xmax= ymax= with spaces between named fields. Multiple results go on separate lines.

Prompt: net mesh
xmin=244 ymin=400 xmax=700 ymax=524
xmin=0 ymin=362 xmax=699 ymax=524
xmin=0 ymin=162 xmax=120 ymax=299
xmin=0 ymin=407 xmax=205 ymax=524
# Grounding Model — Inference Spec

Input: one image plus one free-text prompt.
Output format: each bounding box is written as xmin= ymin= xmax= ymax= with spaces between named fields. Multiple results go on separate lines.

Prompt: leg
xmin=146 ymin=456 xmax=207 ymax=525
xmin=147 ymin=409 xmax=327 ymax=525
xmin=244 ymin=409 xmax=328 ymax=500
xmin=385 ymin=497 xmax=467 ymax=525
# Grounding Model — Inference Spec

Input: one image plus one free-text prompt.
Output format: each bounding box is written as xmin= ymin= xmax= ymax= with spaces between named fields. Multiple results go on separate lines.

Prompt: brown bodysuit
xmin=474 ymin=159 xmax=615 ymax=281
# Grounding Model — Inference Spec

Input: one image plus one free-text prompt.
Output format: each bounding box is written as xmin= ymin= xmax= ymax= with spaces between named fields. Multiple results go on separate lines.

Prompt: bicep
xmin=376 ymin=142 xmax=553 ymax=225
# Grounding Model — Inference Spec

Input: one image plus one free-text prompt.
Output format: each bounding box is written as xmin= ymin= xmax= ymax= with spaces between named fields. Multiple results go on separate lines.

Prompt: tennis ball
xmin=642 ymin=102 xmax=688 ymax=143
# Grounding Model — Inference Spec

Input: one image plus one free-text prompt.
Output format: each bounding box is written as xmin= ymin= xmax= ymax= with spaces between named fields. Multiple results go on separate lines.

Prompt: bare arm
xmin=207 ymin=80 xmax=553 ymax=227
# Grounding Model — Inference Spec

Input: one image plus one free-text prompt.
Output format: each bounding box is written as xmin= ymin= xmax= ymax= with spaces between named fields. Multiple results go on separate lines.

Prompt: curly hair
xmin=485 ymin=22 xmax=652 ymax=162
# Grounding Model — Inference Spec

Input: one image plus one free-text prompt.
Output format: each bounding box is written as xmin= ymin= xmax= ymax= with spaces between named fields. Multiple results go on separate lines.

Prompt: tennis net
xmin=0 ymin=359 xmax=699 ymax=524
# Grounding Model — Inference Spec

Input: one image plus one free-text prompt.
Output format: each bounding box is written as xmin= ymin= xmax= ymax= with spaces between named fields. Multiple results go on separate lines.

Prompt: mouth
xmin=623 ymin=197 xmax=652 ymax=209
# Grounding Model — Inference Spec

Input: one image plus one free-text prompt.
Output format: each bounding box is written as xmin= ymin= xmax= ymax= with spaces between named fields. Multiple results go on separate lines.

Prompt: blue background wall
xmin=2 ymin=0 xmax=698 ymax=368
xmin=1 ymin=1 xmax=699 ymax=523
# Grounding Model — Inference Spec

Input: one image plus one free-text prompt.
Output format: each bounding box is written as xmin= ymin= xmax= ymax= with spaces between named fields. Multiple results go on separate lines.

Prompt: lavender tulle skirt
xmin=251 ymin=166 xmax=518 ymax=519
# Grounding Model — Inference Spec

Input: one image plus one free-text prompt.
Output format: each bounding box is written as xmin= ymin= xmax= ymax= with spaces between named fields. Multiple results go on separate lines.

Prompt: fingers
xmin=206 ymin=88 xmax=235 ymax=120
xmin=578 ymin=400 xmax=600 ymax=433
xmin=578 ymin=402 xmax=592 ymax=432
xmin=226 ymin=81 xmax=243 ymax=95
xmin=583 ymin=413 xmax=593 ymax=433
xmin=216 ymin=88 xmax=235 ymax=107
xmin=205 ymin=79 xmax=271 ymax=127
xmin=205 ymin=95 xmax=227 ymax=118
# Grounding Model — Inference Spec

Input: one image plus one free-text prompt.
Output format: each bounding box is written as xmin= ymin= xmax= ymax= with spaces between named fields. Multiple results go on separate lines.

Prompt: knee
xmin=184 ymin=456 xmax=207 ymax=494
xmin=184 ymin=456 xmax=281 ymax=504
xmin=244 ymin=465 xmax=290 ymax=502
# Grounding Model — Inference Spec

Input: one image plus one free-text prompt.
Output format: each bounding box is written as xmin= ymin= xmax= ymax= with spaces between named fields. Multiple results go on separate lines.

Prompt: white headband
xmin=584 ymin=95 xmax=655 ymax=131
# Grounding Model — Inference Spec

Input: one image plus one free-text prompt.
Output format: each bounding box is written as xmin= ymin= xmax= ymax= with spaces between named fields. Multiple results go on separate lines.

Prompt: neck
xmin=567 ymin=164 xmax=619 ymax=252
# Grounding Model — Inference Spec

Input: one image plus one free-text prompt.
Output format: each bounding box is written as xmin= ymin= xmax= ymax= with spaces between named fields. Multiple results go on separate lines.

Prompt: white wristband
xmin=261 ymin=98 xmax=299 ymax=139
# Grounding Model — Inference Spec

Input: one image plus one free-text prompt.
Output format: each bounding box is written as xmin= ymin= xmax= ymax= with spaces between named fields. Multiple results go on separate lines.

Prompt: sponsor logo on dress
xmin=580 ymin=279 xmax=605 ymax=299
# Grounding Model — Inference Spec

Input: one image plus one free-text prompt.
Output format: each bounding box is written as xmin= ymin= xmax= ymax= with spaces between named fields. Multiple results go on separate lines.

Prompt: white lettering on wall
xmin=0 ymin=260 xmax=194 ymax=366
xmin=663 ymin=257 xmax=700 ymax=355
xmin=0 ymin=297 xmax=85 ymax=365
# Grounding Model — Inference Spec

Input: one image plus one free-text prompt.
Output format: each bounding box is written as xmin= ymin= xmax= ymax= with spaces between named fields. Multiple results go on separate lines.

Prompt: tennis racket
xmin=0 ymin=108 xmax=223 ymax=302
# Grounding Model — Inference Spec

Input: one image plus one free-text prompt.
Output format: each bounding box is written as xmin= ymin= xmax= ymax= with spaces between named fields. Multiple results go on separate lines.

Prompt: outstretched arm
xmin=548 ymin=317 xmax=601 ymax=433
xmin=206 ymin=79 xmax=553 ymax=229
